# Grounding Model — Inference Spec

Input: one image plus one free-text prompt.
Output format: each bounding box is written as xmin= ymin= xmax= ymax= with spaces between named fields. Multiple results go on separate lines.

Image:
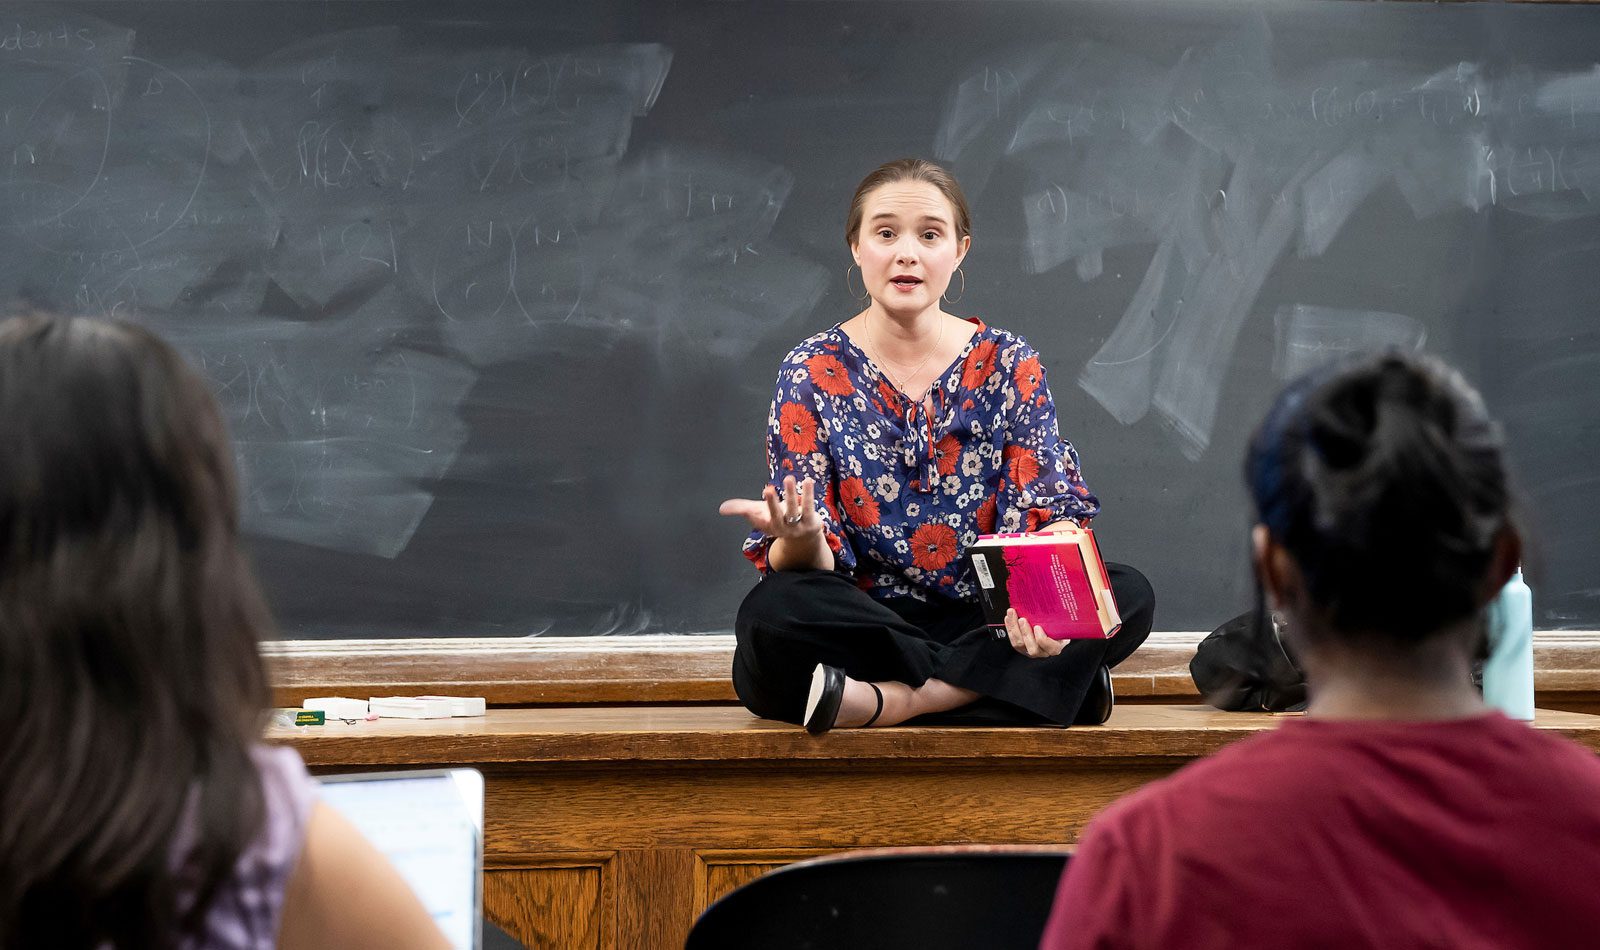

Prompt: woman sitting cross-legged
xmin=1041 ymin=352 xmax=1600 ymax=950
xmin=720 ymin=158 xmax=1154 ymax=732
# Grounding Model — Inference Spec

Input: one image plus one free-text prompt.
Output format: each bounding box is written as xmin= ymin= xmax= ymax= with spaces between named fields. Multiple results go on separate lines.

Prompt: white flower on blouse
xmin=863 ymin=443 xmax=880 ymax=461
xmin=962 ymin=530 xmax=977 ymax=547
xmin=867 ymin=422 xmax=881 ymax=440
xmin=848 ymin=456 xmax=862 ymax=476
xmin=875 ymin=474 xmax=900 ymax=502
xmin=943 ymin=475 xmax=962 ymax=494
xmin=894 ymin=539 xmax=909 ymax=554
xmin=961 ymin=452 xmax=983 ymax=476
xmin=842 ymin=435 xmax=856 ymax=451
xmin=852 ymin=395 xmax=867 ymax=412
xmin=1001 ymin=508 xmax=1022 ymax=532
xmin=906 ymin=502 xmax=921 ymax=518
xmin=1003 ymin=388 xmax=1017 ymax=413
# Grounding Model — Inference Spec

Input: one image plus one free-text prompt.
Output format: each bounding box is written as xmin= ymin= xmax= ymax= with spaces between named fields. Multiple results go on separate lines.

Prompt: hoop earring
xmin=845 ymin=264 xmax=869 ymax=301
xmin=942 ymin=267 xmax=966 ymax=305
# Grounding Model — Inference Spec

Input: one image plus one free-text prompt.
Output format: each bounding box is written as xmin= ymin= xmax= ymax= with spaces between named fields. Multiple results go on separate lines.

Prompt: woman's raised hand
xmin=1005 ymin=607 xmax=1068 ymax=658
xmin=719 ymin=475 xmax=825 ymax=540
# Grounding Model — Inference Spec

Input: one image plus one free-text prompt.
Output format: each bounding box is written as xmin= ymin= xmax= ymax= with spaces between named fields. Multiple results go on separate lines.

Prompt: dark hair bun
xmin=1248 ymin=352 xmax=1509 ymax=641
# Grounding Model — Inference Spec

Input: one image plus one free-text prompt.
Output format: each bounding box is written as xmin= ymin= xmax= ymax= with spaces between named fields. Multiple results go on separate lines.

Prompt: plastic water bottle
xmin=1483 ymin=568 xmax=1535 ymax=721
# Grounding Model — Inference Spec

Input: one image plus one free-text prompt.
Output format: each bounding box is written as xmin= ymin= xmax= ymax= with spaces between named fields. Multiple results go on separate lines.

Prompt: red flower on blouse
xmin=975 ymin=494 xmax=998 ymax=534
xmin=778 ymin=401 xmax=818 ymax=454
xmin=876 ymin=377 xmax=902 ymax=417
xmin=1015 ymin=354 xmax=1043 ymax=401
xmin=1005 ymin=445 xmax=1040 ymax=486
xmin=910 ymin=522 xmax=959 ymax=571
xmin=839 ymin=476 xmax=881 ymax=528
xmin=961 ymin=339 xmax=999 ymax=390
xmin=806 ymin=353 xmax=855 ymax=397
xmin=933 ymin=434 xmax=962 ymax=475
xmin=1025 ymin=506 xmax=1059 ymax=532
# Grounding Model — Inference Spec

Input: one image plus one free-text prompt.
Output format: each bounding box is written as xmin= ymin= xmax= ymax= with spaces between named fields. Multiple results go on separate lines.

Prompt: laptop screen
xmin=318 ymin=769 xmax=484 ymax=950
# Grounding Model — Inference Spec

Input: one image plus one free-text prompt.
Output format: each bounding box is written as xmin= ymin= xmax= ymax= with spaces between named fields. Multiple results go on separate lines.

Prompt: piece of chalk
xmin=416 ymin=695 xmax=487 ymax=717
xmin=368 ymin=696 xmax=453 ymax=719
xmin=302 ymin=697 xmax=370 ymax=720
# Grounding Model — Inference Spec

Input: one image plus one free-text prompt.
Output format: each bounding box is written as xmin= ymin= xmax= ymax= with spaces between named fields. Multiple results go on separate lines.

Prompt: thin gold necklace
xmin=864 ymin=312 xmax=945 ymax=403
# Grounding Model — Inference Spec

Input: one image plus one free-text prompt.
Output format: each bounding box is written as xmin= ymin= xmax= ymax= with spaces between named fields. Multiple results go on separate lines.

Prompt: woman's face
xmin=851 ymin=180 xmax=970 ymax=318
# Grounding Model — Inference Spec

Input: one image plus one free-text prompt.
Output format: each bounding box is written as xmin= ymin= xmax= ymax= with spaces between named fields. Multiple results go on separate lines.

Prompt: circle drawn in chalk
xmin=0 ymin=63 xmax=113 ymax=232
xmin=4 ymin=56 xmax=211 ymax=258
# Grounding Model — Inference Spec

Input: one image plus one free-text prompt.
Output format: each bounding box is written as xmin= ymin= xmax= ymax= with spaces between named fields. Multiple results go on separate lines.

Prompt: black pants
xmin=732 ymin=564 xmax=1155 ymax=726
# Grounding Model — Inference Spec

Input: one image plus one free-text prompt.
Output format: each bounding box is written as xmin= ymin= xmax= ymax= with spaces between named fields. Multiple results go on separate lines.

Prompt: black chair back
xmin=685 ymin=846 xmax=1070 ymax=950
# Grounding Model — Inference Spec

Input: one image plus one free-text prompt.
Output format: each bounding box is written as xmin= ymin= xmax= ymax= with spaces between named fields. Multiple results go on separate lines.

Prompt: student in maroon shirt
xmin=1041 ymin=352 xmax=1600 ymax=950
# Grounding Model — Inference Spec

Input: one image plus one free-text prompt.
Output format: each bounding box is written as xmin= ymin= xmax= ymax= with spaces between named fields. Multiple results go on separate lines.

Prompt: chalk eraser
xmin=416 ymin=695 xmax=487 ymax=717
xmin=302 ymin=697 xmax=370 ymax=720
xmin=368 ymin=696 xmax=452 ymax=719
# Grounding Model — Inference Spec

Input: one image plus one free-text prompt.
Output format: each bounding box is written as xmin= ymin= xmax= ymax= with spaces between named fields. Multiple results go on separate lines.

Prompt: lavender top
xmin=175 ymin=745 xmax=317 ymax=949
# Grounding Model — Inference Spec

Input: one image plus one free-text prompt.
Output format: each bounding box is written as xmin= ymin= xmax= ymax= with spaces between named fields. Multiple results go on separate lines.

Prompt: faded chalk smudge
xmin=1273 ymin=305 xmax=1427 ymax=380
xmin=0 ymin=24 xmax=826 ymax=560
xmin=936 ymin=35 xmax=1600 ymax=458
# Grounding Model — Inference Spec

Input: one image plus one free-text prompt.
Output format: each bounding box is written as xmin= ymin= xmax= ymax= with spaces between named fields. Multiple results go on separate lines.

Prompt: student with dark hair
xmin=720 ymin=158 xmax=1155 ymax=731
xmin=1040 ymin=352 xmax=1600 ymax=949
xmin=0 ymin=315 xmax=447 ymax=949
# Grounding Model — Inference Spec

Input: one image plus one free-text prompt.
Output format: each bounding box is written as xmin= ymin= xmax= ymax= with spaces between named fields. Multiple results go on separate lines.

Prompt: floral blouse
xmin=743 ymin=318 xmax=1100 ymax=603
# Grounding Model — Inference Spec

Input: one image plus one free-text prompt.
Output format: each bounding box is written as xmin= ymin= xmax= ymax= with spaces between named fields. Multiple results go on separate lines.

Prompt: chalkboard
xmin=4 ymin=0 xmax=1600 ymax=636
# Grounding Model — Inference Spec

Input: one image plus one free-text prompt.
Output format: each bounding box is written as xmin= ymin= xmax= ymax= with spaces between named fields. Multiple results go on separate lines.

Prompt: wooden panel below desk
xmin=691 ymin=849 xmax=828 ymax=917
xmin=483 ymin=858 xmax=606 ymax=950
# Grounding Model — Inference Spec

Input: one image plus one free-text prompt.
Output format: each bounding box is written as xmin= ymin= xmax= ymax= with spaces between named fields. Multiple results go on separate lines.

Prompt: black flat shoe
xmin=1073 ymin=664 xmax=1115 ymax=726
xmin=803 ymin=664 xmax=846 ymax=734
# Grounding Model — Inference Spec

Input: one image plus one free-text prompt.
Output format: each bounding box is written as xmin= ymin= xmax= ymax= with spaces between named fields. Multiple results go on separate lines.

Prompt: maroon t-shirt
xmin=1041 ymin=713 xmax=1600 ymax=950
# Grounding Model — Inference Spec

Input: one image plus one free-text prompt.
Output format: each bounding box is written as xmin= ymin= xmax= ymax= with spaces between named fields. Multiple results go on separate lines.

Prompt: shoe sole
xmin=803 ymin=663 xmax=827 ymax=727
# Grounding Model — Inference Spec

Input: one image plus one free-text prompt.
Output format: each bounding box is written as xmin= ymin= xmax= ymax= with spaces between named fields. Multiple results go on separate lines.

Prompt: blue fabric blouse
xmin=743 ymin=318 xmax=1100 ymax=603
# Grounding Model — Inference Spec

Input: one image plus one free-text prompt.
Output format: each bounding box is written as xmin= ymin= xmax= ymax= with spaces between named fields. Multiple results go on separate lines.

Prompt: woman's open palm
xmin=719 ymin=475 xmax=824 ymax=540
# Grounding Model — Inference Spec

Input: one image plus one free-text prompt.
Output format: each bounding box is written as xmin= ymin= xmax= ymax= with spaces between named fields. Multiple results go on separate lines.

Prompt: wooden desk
xmin=268 ymin=705 xmax=1600 ymax=949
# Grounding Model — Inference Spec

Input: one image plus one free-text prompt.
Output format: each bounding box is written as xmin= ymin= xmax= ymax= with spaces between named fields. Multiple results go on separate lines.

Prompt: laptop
xmin=318 ymin=768 xmax=485 ymax=950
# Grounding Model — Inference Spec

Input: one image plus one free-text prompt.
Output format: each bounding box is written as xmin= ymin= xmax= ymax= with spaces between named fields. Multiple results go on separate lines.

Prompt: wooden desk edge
xmin=268 ymin=706 xmax=1600 ymax=767
xmin=265 ymin=631 xmax=1600 ymax=709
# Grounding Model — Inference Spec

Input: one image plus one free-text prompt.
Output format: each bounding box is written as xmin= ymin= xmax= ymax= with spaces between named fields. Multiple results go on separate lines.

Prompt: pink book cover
xmin=968 ymin=533 xmax=1121 ymax=639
